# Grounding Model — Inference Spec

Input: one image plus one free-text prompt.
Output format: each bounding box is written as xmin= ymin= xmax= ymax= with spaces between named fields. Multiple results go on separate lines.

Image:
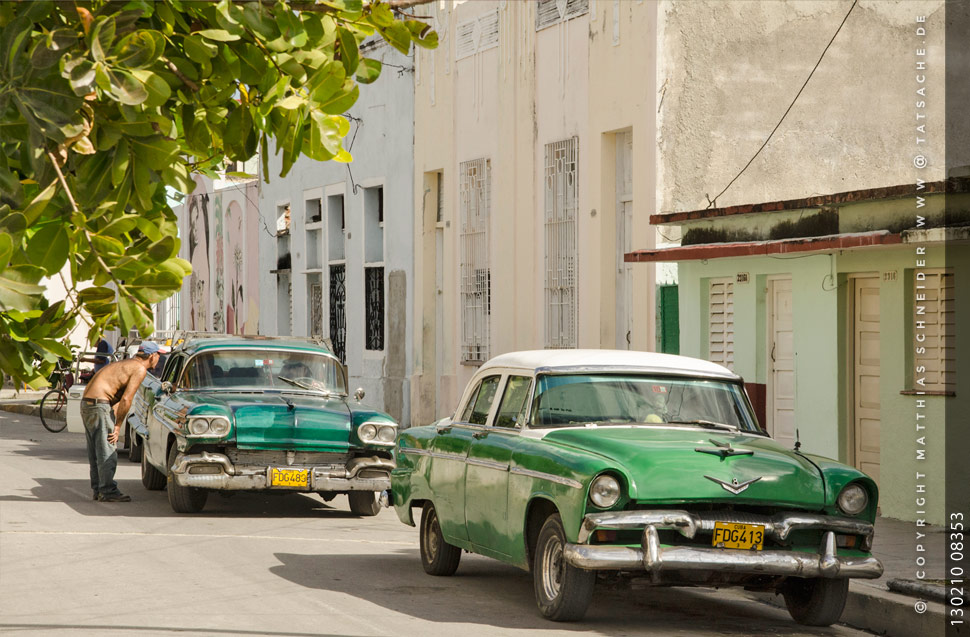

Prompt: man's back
xmin=83 ymin=359 xmax=147 ymax=404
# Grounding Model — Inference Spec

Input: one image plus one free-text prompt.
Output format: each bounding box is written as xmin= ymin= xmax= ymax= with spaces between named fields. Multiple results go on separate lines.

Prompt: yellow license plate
xmin=270 ymin=468 xmax=309 ymax=488
xmin=712 ymin=522 xmax=765 ymax=550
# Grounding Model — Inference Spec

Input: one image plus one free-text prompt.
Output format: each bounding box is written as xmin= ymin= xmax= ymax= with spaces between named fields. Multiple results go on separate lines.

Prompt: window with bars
xmin=708 ymin=279 xmax=735 ymax=370
xmin=364 ymin=186 xmax=385 ymax=351
xmin=914 ymin=269 xmax=955 ymax=392
xmin=365 ymin=266 xmax=385 ymax=351
xmin=329 ymin=264 xmax=346 ymax=362
xmin=544 ymin=138 xmax=578 ymax=349
xmin=536 ymin=0 xmax=589 ymax=31
xmin=460 ymin=158 xmax=491 ymax=362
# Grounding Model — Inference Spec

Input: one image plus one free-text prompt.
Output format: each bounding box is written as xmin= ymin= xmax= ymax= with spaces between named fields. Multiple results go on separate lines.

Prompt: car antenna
xmin=794 ymin=428 xmax=801 ymax=452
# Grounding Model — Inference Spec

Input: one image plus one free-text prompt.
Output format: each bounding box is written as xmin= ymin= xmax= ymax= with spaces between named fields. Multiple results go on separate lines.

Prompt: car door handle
xmin=472 ymin=430 xmax=488 ymax=439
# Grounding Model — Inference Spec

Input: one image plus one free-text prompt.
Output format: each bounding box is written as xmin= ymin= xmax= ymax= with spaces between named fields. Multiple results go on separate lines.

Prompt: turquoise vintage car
xmin=128 ymin=335 xmax=397 ymax=515
xmin=389 ymin=350 xmax=883 ymax=626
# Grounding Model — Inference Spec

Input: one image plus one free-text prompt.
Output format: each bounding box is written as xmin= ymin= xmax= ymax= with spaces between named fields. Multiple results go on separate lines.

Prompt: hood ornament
xmin=704 ymin=474 xmax=762 ymax=495
xmin=695 ymin=438 xmax=754 ymax=459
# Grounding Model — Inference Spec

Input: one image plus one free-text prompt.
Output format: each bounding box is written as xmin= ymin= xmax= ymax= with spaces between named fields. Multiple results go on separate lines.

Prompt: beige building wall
xmin=658 ymin=0 xmax=947 ymax=213
xmin=411 ymin=1 xmax=660 ymax=426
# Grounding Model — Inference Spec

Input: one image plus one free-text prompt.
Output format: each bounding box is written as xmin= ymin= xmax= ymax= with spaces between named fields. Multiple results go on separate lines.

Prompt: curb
xmin=748 ymin=582 xmax=946 ymax=637
xmin=0 ymin=402 xmax=66 ymax=422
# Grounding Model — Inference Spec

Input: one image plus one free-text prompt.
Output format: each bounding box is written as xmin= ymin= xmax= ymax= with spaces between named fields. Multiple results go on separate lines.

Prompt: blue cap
xmin=138 ymin=341 xmax=160 ymax=355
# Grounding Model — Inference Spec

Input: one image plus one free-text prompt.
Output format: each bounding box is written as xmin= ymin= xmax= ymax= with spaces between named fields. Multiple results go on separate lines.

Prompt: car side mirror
xmin=161 ymin=381 xmax=174 ymax=395
xmin=354 ymin=387 xmax=365 ymax=402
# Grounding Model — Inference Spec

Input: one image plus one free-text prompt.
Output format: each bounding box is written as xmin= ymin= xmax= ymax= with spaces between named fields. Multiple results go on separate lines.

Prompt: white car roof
xmin=480 ymin=349 xmax=740 ymax=381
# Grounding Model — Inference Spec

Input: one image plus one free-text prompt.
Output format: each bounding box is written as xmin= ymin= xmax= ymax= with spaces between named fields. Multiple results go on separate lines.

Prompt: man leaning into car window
xmin=81 ymin=341 xmax=160 ymax=502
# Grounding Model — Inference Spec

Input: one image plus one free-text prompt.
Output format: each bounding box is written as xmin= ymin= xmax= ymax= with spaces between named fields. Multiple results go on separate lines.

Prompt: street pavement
xmin=0 ymin=410 xmax=880 ymax=636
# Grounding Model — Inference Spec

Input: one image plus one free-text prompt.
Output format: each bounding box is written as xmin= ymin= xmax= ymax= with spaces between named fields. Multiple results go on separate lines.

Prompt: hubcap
xmin=424 ymin=511 xmax=439 ymax=559
xmin=540 ymin=535 xmax=564 ymax=601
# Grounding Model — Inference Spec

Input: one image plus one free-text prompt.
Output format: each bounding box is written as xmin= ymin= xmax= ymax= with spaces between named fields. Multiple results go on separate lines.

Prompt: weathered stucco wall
xmin=658 ymin=0 xmax=947 ymax=213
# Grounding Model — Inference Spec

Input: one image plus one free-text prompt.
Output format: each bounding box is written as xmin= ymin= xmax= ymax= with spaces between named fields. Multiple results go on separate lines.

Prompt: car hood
xmin=541 ymin=427 xmax=826 ymax=509
xmin=190 ymin=391 xmax=353 ymax=452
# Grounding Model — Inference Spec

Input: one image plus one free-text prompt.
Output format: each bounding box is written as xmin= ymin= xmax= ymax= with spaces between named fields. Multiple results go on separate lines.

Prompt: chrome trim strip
xmin=398 ymin=447 xmax=430 ymax=456
xmin=430 ymin=451 xmax=467 ymax=462
xmin=576 ymin=509 xmax=876 ymax=544
xmin=465 ymin=457 xmax=509 ymax=471
xmin=510 ymin=467 xmax=583 ymax=489
xmin=564 ymin=530 xmax=884 ymax=579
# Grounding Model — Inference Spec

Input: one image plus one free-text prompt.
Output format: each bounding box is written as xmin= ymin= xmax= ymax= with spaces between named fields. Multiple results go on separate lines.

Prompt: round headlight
xmin=208 ymin=417 xmax=230 ymax=436
xmin=589 ymin=474 xmax=621 ymax=508
xmin=837 ymin=483 xmax=869 ymax=516
xmin=359 ymin=424 xmax=377 ymax=442
xmin=187 ymin=418 xmax=209 ymax=436
xmin=378 ymin=425 xmax=397 ymax=443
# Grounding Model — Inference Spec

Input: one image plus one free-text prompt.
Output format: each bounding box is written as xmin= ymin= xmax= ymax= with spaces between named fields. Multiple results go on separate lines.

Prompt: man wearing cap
xmin=81 ymin=341 xmax=160 ymax=502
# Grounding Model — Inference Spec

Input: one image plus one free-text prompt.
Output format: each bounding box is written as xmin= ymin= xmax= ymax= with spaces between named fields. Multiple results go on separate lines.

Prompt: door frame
xmin=845 ymin=272 xmax=880 ymax=470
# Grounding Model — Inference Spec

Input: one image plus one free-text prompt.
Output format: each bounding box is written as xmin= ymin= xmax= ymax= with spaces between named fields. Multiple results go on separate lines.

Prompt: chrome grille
xmin=227 ymin=449 xmax=350 ymax=467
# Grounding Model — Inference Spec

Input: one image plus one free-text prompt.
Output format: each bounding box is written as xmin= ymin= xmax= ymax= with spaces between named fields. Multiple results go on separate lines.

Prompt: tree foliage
xmin=0 ymin=0 xmax=436 ymax=387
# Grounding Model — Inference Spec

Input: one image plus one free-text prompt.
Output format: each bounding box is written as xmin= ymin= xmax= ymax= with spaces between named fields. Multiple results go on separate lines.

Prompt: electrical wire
xmin=706 ymin=0 xmax=858 ymax=209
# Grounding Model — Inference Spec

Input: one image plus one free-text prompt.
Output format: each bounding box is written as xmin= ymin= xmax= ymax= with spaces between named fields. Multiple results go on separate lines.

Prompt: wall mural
xmin=212 ymin=193 xmax=226 ymax=332
xmin=226 ymin=200 xmax=245 ymax=334
xmin=187 ymin=183 xmax=210 ymax=331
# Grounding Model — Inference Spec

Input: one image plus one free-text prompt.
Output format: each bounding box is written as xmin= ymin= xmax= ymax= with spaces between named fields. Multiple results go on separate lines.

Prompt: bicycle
xmin=39 ymin=359 xmax=73 ymax=433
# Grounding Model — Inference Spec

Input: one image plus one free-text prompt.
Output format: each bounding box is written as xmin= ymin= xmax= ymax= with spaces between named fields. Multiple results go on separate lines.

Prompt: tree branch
xmin=161 ymin=57 xmax=200 ymax=93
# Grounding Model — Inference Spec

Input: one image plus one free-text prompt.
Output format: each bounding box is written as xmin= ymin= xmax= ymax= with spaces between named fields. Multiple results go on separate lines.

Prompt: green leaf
xmin=0 ymin=233 xmax=13 ymax=274
xmin=117 ymin=295 xmax=148 ymax=335
xmin=197 ymin=29 xmax=240 ymax=42
xmin=336 ymin=26 xmax=359 ymax=75
xmin=183 ymin=33 xmax=218 ymax=63
xmin=146 ymin=235 xmax=177 ymax=262
xmin=129 ymin=135 xmax=179 ymax=166
xmin=36 ymin=338 xmax=72 ymax=361
xmin=91 ymin=234 xmax=124 ymax=256
xmin=89 ymin=16 xmax=117 ymax=63
xmin=130 ymin=270 xmax=181 ymax=304
xmin=235 ymin=43 xmax=266 ymax=85
xmin=114 ymin=30 xmax=164 ymax=69
xmin=106 ymin=68 xmax=149 ymax=105
xmin=0 ymin=212 xmax=26 ymax=239
xmin=99 ymin=215 xmax=138 ymax=237
xmin=21 ymin=180 xmax=57 ymax=225
xmin=30 ymin=28 xmax=77 ymax=69
xmin=356 ymin=58 xmax=382 ymax=84
xmin=369 ymin=3 xmax=395 ymax=28
xmin=379 ymin=21 xmax=412 ymax=55
xmin=25 ymin=224 xmax=69 ymax=275
xmin=318 ymin=82 xmax=358 ymax=115
xmin=111 ymin=138 xmax=129 ymax=187
xmin=78 ymin=286 xmax=116 ymax=304
xmin=0 ymin=266 xmax=46 ymax=312
xmin=131 ymin=69 xmax=172 ymax=107
xmin=405 ymin=20 xmax=438 ymax=49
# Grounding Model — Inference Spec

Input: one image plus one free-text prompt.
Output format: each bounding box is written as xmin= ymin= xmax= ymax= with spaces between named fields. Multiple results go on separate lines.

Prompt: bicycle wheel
xmin=39 ymin=389 xmax=68 ymax=433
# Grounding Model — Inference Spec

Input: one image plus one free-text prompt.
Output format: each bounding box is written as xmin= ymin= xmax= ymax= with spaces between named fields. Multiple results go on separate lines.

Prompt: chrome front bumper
xmin=172 ymin=451 xmax=392 ymax=491
xmin=564 ymin=509 xmax=884 ymax=580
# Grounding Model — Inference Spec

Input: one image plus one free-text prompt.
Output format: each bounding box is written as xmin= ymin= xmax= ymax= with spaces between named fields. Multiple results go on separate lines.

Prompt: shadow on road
xmin=269 ymin=550 xmax=844 ymax=634
xmin=0 ymin=476 xmax=374 ymax=520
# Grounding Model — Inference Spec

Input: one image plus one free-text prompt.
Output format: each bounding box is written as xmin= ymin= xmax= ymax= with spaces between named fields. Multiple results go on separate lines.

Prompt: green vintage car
xmin=128 ymin=335 xmax=397 ymax=515
xmin=389 ymin=350 xmax=883 ymax=626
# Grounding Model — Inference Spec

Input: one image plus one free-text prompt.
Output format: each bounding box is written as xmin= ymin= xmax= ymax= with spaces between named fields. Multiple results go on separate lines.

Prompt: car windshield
xmin=529 ymin=373 xmax=759 ymax=433
xmin=180 ymin=349 xmax=346 ymax=395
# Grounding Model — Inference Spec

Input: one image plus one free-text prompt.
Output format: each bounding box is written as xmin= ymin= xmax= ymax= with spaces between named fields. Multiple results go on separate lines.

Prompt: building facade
xmin=631 ymin=0 xmax=964 ymax=524
xmin=257 ymin=38 xmax=416 ymax=426
xmin=410 ymin=0 xmax=661 ymax=427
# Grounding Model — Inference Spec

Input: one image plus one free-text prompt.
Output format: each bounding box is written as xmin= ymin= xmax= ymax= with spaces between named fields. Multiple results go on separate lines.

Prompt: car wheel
xmin=348 ymin=491 xmax=380 ymax=517
xmin=141 ymin=444 xmax=166 ymax=490
xmin=419 ymin=502 xmax=461 ymax=576
xmin=533 ymin=513 xmax=594 ymax=622
xmin=127 ymin=425 xmax=142 ymax=463
xmin=782 ymin=577 xmax=849 ymax=626
xmin=166 ymin=445 xmax=208 ymax=513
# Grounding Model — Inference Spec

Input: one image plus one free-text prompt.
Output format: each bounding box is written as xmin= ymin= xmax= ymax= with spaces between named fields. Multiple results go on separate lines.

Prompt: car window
xmin=494 ymin=375 xmax=532 ymax=428
xmin=460 ymin=375 xmax=501 ymax=425
xmin=164 ymin=355 xmax=184 ymax=385
xmin=179 ymin=349 xmax=346 ymax=394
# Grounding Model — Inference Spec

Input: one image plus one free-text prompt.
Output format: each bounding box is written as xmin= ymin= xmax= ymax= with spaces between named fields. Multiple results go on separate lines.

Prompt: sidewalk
xmin=0 ymin=390 xmax=62 ymax=421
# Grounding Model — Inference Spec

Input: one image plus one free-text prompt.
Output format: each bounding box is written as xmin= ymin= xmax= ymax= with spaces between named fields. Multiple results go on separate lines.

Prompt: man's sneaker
xmin=99 ymin=493 xmax=131 ymax=502
xmin=92 ymin=492 xmax=99 ymax=501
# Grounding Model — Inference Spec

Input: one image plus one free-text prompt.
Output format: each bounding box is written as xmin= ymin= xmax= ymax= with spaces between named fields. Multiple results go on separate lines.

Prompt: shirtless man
xmin=81 ymin=341 xmax=160 ymax=502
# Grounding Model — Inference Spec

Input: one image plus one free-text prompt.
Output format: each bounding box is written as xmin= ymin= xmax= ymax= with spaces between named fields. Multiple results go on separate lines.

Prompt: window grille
xmin=329 ymin=264 xmax=346 ymax=362
xmin=460 ymin=158 xmax=491 ymax=362
xmin=309 ymin=278 xmax=323 ymax=337
xmin=544 ymin=138 xmax=578 ymax=349
xmin=915 ymin=269 xmax=955 ymax=392
xmin=536 ymin=0 xmax=589 ymax=31
xmin=708 ymin=279 xmax=735 ymax=370
xmin=365 ymin=266 xmax=385 ymax=351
